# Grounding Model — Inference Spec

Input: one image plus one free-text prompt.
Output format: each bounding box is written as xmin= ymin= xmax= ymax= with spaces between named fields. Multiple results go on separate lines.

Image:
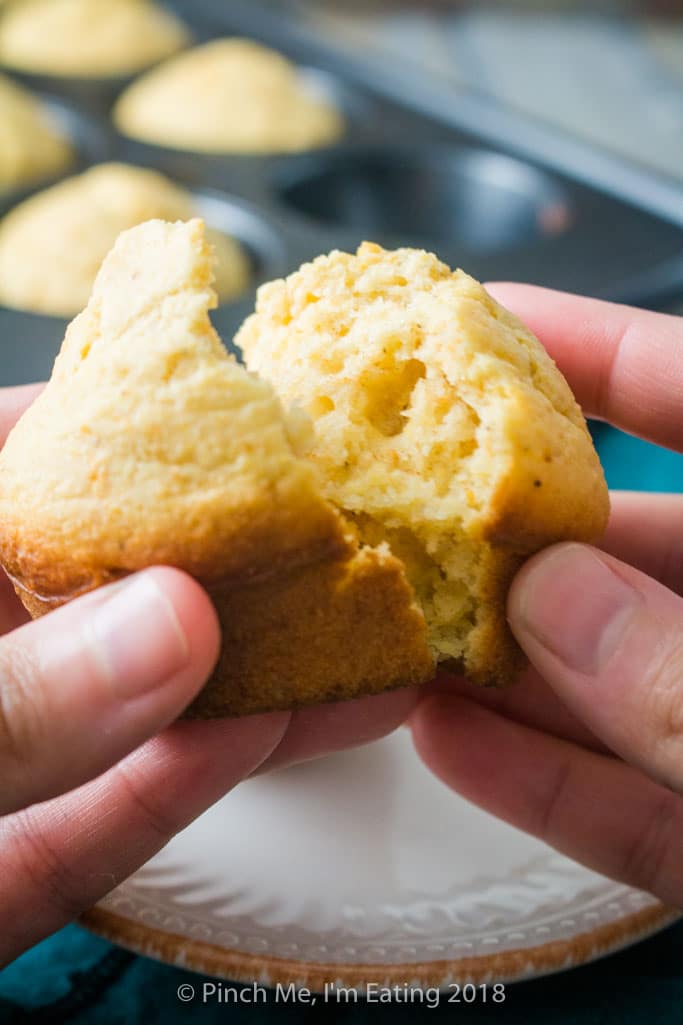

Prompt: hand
xmin=411 ymin=287 xmax=683 ymax=907
xmin=0 ymin=384 xmax=417 ymax=965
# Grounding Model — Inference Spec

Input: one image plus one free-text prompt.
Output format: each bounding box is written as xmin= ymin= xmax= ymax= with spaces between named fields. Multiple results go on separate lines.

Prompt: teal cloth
xmin=1 ymin=426 xmax=682 ymax=1023
xmin=591 ymin=424 xmax=683 ymax=493
xmin=2 ymin=919 xmax=683 ymax=1024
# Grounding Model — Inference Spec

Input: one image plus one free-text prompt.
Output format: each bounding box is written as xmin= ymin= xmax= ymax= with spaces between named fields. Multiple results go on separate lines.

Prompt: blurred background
xmin=290 ymin=0 xmax=683 ymax=493
xmin=2 ymin=3 xmax=683 ymax=1017
xmin=287 ymin=0 xmax=683 ymax=184
xmin=0 ymin=0 xmax=681 ymax=490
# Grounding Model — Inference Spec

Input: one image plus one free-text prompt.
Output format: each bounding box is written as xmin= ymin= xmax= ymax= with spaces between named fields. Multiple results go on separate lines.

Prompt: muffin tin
xmin=1 ymin=0 xmax=682 ymax=385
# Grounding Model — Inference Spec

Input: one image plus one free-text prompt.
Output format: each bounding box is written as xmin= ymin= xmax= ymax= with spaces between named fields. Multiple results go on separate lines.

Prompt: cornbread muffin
xmin=0 ymin=72 xmax=73 ymax=193
xmin=0 ymin=0 xmax=189 ymax=78
xmin=0 ymin=163 xmax=250 ymax=316
xmin=0 ymin=219 xmax=432 ymax=717
xmin=237 ymin=242 xmax=609 ymax=685
xmin=114 ymin=39 xmax=344 ymax=154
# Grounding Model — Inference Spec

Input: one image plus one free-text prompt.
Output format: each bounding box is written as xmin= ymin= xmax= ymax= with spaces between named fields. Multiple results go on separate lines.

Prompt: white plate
xmin=83 ymin=730 xmax=677 ymax=989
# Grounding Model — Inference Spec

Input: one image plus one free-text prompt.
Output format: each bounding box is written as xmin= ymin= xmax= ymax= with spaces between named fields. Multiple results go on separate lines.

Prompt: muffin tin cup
xmin=0 ymin=66 xmax=136 ymax=117
xmin=1 ymin=3 xmax=682 ymax=386
xmin=274 ymin=144 xmax=573 ymax=258
xmin=109 ymin=64 xmax=383 ymax=205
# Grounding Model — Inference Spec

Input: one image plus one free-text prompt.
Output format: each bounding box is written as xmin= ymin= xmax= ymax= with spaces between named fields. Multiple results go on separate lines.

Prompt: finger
xmin=0 ymin=567 xmax=220 ymax=814
xmin=485 ymin=284 xmax=683 ymax=451
xmin=0 ymin=712 xmax=289 ymax=964
xmin=0 ymin=384 xmax=43 ymax=447
xmin=411 ymin=695 xmax=683 ymax=907
xmin=508 ymin=542 xmax=683 ymax=792
xmin=257 ymin=686 xmax=420 ymax=774
xmin=0 ymin=682 xmax=419 ymax=961
xmin=601 ymin=492 xmax=683 ymax=596
xmin=423 ymin=668 xmax=607 ymax=753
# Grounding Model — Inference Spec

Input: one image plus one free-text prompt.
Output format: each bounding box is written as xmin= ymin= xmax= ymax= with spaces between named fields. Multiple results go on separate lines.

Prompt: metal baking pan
xmin=1 ymin=0 xmax=681 ymax=386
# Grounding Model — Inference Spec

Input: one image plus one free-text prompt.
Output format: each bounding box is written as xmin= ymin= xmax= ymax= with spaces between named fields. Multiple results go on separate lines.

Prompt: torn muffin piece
xmin=0 ymin=220 xmax=432 ymax=716
xmin=237 ymin=241 xmax=609 ymax=685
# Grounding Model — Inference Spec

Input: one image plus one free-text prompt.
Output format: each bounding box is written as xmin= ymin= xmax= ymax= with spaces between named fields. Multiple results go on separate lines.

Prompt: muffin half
xmin=0 ymin=219 xmax=432 ymax=716
xmin=237 ymin=242 xmax=609 ymax=685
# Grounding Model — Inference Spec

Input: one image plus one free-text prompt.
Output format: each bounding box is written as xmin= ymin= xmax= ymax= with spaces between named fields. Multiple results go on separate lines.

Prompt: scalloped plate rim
xmin=81 ymin=902 xmax=679 ymax=989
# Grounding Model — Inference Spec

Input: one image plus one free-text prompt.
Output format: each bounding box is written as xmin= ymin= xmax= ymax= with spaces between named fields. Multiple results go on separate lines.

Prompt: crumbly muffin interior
xmin=237 ymin=242 xmax=607 ymax=668
xmin=0 ymin=220 xmax=435 ymax=713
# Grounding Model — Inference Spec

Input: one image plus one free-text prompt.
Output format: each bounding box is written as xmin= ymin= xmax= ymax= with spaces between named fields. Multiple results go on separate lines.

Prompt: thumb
xmin=0 ymin=567 xmax=220 ymax=815
xmin=508 ymin=543 xmax=683 ymax=792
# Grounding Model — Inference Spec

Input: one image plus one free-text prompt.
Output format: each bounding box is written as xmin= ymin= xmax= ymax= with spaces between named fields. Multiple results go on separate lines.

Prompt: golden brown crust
xmin=187 ymin=546 xmax=433 ymax=717
xmin=9 ymin=540 xmax=433 ymax=718
xmin=464 ymin=387 xmax=610 ymax=686
xmin=0 ymin=485 xmax=351 ymax=603
xmin=479 ymin=389 xmax=609 ymax=550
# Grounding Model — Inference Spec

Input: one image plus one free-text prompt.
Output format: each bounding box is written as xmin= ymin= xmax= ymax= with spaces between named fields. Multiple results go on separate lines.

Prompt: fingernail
xmin=512 ymin=544 xmax=642 ymax=674
xmin=90 ymin=573 xmax=190 ymax=698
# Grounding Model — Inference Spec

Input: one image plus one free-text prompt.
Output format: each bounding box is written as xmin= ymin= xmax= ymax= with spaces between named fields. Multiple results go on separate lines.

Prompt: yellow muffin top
xmin=0 ymin=72 xmax=73 ymax=193
xmin=237 ymin=241 xmax=607 ymax=538
xmin=114 ymin=38 xmax=344 ymax=154
xmin=0 ymin=218 xmax=351 ymax=598
xmin=237 ymin=241 xmax=609 ymax=669
xmin=0 ymin=163 xmax=250 ymax=316
xmin=0 ymin=0 xmax=190 ymax=77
